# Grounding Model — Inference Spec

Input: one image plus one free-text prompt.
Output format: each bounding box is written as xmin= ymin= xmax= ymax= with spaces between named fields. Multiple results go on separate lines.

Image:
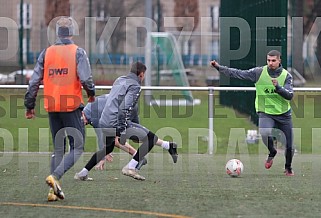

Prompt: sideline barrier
xmin=1 ymin=85 xmax=319 ymax=155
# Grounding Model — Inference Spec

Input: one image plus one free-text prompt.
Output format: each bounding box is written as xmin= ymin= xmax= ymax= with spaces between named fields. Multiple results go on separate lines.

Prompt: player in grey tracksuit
xmin=211 ymin=50 xmax=295 ymax=175
xmin=76 ymin=62 xmax=178 ymax=181
xmin=83 ymin=94 xmax=139 ymax=150
xmin=82 ymin=94 xmax=146 ymax=170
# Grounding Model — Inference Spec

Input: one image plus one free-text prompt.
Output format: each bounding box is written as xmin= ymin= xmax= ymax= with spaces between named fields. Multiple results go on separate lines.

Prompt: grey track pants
xmin=258 ymin=111 xmax=293 ymax=169
xmin=48 ymin=109 xmax=85 ymax=180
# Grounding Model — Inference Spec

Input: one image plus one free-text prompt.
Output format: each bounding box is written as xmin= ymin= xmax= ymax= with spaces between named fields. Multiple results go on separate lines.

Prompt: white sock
xmin=78 ymin=168 xmax=88 ymax=177
xmin=161 ymin=141 xmax=170 ymax=150
xmin=127 ymin=159 xmax=138 ymax=169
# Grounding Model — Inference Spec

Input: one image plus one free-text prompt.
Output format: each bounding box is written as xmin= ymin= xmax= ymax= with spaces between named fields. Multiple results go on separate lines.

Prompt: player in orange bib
xmin=24 ymin=16 xmax=95 ymax=201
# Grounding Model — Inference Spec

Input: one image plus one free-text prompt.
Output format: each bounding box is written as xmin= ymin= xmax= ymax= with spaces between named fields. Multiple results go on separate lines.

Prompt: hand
xmin=210 ymin=60 xmax=219 ymax=68
xmin=81 ymin=112 xmax=88 ymax=125
xmin=105 ymin=153 xmax=113 ymax=162
xmin=115 ymin=136 xmax=121 ymax=146
xmin=119 ymin=132 xmax=127 ymax=145
xmin=271 ymin=79 xmax=278 ymax=87
xmin=94 ymin=159 xmax=106 ymax=170
xmin=88 ymin=96 xmax=95 ymax=102
xmin=115 ymin=136 xmax=126 ymax=147
xmin=25 ymin=109 xmax=35 ymax=119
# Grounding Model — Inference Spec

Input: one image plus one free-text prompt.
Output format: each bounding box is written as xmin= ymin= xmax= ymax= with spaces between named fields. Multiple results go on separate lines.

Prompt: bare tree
xmin=301 ymin=0 xmax=321 ymax=78
xmin=94 ymin=0 xmax=144 ymax=54
xmin=45 ymin=0 xmax=70 ymax=26
xmin=174 ymin=0 xmax=199 ymax=31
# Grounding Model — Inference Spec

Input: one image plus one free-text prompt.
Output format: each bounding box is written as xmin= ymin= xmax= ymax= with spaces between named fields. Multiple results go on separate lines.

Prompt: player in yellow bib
xmin=210 ymin=50 xmax=294 ymax=176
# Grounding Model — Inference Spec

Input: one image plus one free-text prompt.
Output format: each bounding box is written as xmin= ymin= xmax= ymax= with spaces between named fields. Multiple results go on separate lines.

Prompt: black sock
xmin=85 ymin=142 xmax=114 ymax=171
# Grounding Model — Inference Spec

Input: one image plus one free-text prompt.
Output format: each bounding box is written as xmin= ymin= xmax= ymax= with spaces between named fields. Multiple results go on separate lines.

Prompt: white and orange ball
xmin=225 ymin=159 xmax=244 ymax=177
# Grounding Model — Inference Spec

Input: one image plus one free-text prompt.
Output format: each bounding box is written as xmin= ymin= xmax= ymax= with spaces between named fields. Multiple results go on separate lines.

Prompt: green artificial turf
xmin=0 ymin=153 xmax=320 ymax=217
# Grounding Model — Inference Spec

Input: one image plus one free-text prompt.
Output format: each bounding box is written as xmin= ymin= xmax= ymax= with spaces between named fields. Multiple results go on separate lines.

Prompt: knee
xmin=259 ymin=128 xmax=272 ymax=138
xmin=72 ymin=147 xmax=84 ymax=156
xmin=147 ymin=131 xmax=158 ymax=144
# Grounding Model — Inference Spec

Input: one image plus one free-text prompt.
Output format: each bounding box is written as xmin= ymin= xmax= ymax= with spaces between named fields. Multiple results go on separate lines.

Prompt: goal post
xmin=144 ymin=32 xmax=197 ymax=106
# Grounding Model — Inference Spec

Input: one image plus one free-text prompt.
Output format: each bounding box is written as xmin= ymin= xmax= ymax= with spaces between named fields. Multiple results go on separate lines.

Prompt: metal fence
xmin=1 ymin=85 xmax=320 ymax=155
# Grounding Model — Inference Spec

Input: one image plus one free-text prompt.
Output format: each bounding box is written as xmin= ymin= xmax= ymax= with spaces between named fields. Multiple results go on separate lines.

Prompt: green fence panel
xmin=220 ymin=0 xmax=288 ymax=125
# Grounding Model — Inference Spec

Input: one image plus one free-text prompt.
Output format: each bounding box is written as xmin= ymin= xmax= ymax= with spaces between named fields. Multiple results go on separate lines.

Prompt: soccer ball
xmin=225 ymin=159 xmax=244 ymax=177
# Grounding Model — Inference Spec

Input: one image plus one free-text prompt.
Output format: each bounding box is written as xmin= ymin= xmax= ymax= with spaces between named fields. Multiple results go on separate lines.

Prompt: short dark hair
xmin=130 ymin=62 xmax=147 ymax=75
xmin=56 ymin=17 xmax=74 ymax=37
xmin=267 ymin=50 xmax=281 ymax=58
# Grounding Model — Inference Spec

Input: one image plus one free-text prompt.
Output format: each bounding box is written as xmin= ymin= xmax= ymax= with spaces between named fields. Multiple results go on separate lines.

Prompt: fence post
xmin=208 ymin=88 xmax=214 ymax=154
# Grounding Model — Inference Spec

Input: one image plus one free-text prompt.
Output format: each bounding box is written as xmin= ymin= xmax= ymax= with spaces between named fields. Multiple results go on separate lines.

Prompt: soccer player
xmin=210 ymin=50 xmax=294 ymax=176
xmin=24 ymin=17 xmax=96 ymax=201
xmin=81 ymin=94 xmax=147 ymax=171
xmin=75 ymin=61 xmax=178 ymax=181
